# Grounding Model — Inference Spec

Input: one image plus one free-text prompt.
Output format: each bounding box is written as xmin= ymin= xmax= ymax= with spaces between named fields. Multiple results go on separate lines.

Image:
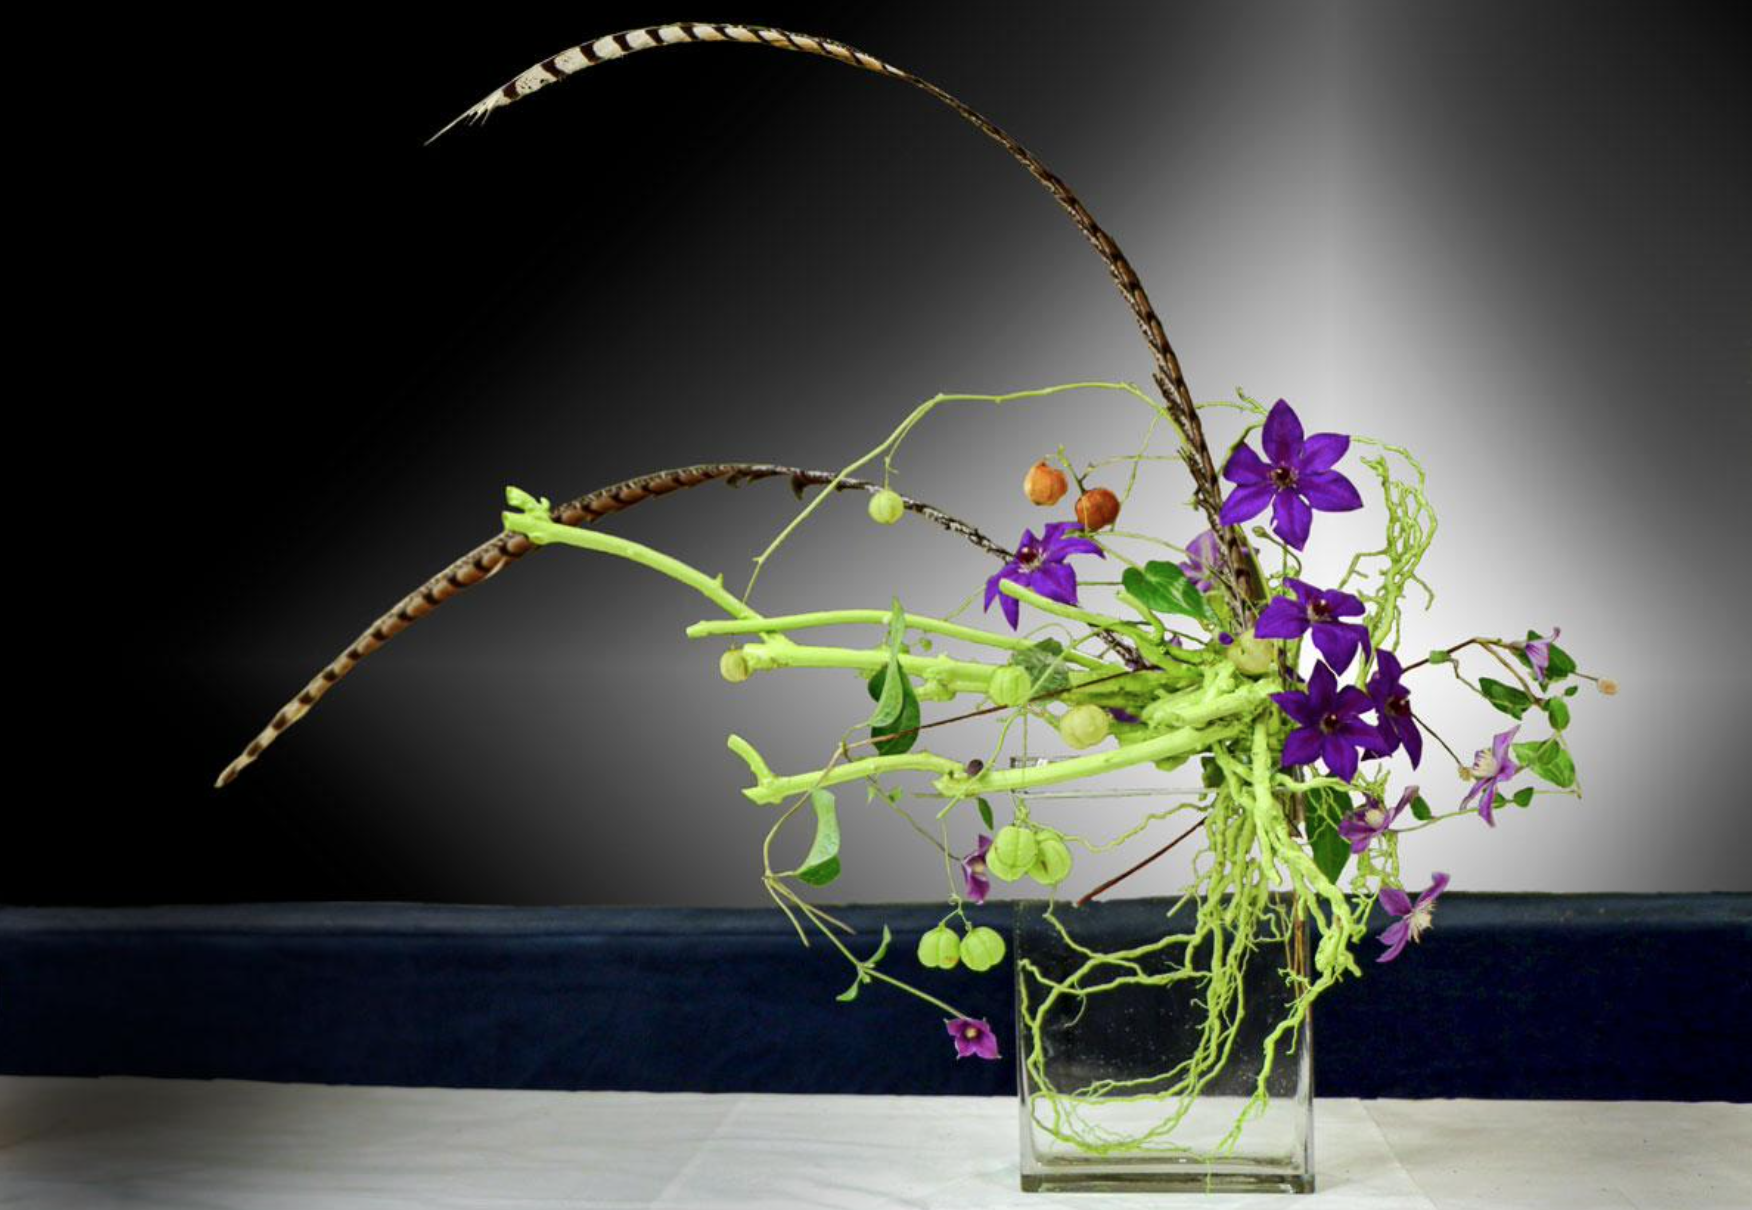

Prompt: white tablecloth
xmin=0 ymin=1078 xmax=1745 ymax=1208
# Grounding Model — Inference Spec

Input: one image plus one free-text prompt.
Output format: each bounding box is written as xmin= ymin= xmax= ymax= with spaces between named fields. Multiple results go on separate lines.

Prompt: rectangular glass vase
xmin=1014 ymin=896 xmax=1314 ymax=1194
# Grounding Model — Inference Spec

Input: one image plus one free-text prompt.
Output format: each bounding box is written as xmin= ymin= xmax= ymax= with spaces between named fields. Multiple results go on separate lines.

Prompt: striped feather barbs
xmin=213 ymin=465 xmax=1007 ymax=788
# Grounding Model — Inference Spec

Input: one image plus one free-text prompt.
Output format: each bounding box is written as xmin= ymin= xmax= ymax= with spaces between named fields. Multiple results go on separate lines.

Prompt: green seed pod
xmin=959 ymin=926 xmax=1007 ymax=972
xmin=1227 ymin=629 xmax=1276 ymax=677
xmin=1058 ymin=703 xmax=1112 ymax=750
xmin=989 ymin=825 xmax=1038 ymax=880
xmin=719 ymin=649 xmax=752 ymax=683
xmin=1030 ymin=832 xmax=1074 ymax=885
xmin=987 ymin=665 xmax=1032 ymax=708
xmin=868 ymin=489 xmax=905 ymax=526
xmin=916 ymin=925 xmax=961 ymax=970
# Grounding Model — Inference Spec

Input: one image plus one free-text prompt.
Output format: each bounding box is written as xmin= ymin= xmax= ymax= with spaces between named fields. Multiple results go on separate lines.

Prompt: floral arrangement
xmin=220 ymin=24 xmax=1614 ymax=1163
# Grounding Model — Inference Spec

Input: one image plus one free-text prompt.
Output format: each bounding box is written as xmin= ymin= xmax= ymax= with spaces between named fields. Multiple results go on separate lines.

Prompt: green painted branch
xmin=504 ymin=506 xmax=765 ymax=624
xmin=686 ymin=609 xmax=1109 ymax=669
xmin=935 ymin=720 xmax=1248 ymax=800
xmin=732 ymin=739 xmax=967 ymax=805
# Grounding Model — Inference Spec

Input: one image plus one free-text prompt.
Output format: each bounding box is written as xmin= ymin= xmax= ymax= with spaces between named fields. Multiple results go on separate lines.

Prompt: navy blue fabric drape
xmin=3 ymin=896 xmax=1747 ymax=1099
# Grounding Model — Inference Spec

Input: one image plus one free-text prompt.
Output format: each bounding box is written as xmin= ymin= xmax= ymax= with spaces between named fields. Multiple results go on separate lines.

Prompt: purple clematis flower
xmin=960 ymin=834 xmax=993 ymax=905
xmin=945 ymin=1016 xmax=1001 ymax=1060
xmin=1462 ymin=726 xmax=1521 ymax=826
xmin=1524 ymin=626 xmax=1562 ymax=685
xmin=1178 ymin=530 xmax=1226 ymax=594
xmin=1338 ymin=785 xmax=1419 ymax=853
xmin=1271 ymin=662 xmax=1386 ymax=783
xmin=1254 ymin=579 xmax=1373 ymax=675
xmin=1367 ymin=649 xmax=1423 ymax=768
xmin=1219 ymin=400 xmax=1364 ymax=550
xmin=1376 ymin=872 xmax=1451 ymax=963
xmin=983 ymin=521 xmax=1104 ymax=630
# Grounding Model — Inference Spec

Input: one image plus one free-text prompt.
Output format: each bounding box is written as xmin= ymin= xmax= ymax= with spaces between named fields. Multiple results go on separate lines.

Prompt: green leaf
xmin=865 ymin=664 xmax=920 ymax=756
xmin=836 ymin=925 xmax=892 ymax=1002
xmin=1122 ymin=561 xmax=1212 ymax=621
xmin=977 ymin=797 xmax=995 ymax=831
xmin=1564 ymin=685 xmax=1579 ymax=698
xmin=1511 ymin=787 xmax=1535 ymax=807
xmin=1511 ymin=739 xmax=1576 ymax=789
xmin=1479 ymin=677 xmax=1534 ymax=719
xmin=868 ymin=599 xmax=908 ymax=729
xmin=1008 ymin=639 xmax=1072 ymax=697
xmin=794 ymin=789 xmax=842 ymax=886
xmin=1305 ymin=786 xmax=1353 ymax=886
xmin=1545 ymin=698 xmax=1571 ymax=731
xmin=1409 ymin=794 xmax=1432 ymax=821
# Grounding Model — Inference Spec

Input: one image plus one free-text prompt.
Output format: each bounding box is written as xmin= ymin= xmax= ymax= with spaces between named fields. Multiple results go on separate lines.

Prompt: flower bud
xmin=1030 ymin=831 xmax=1074 ymax=886
xmin=1226 ymin=629 xmax=1276 ymax=677
xmin=1023 ymin=460 xmax=1069 ymax=506
xmin=1598 ymin=678 xmax=1619 ymax=696
xmin=988 ymin=665 xmax=1033 ymax=708
xmin=868 ymin=489 xmax=905 ymax=526
xmin=916 ymin=925 xmax=961 ymax=970
xmin=988 ymin=825 xmax=1038 ymax=881
xmin=959 ymin=926 xmax=1007 ymax=972
xmin=719 ymin=649 xmax=752 ymax=683
xmin=1058 ymin=703 xmax=1111 ymax=750
xmin=1074 ymin=487 xmax=1121 ymax=532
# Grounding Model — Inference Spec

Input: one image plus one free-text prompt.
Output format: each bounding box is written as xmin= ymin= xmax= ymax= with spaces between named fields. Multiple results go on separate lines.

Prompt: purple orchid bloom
xmin=983 ymin=521 xmax=1104 ymax=630
xmin=1271 ymin=662 xmax=1386 ymax=783
xmin=1376 ymin=872 xmax=1451 ymax=963
xmin=960 ymin=834 xmax=993 ymax=905
xmin=1338 ymin=785 xmax=1419 ymax=853
xmin=1367 ymin=649 xmax=1423 ymax=768
xmin=1178 ymin=530 xmax=1226 ymax=594
xmin=1524 ymin=626 xmax=1562 ymax=685
xmin=1254 ymin=578 xmax=1373 ymax=675
xmin=1462 ymin=726 xmax=1521 ymax=826
xmin=1219 ymin=400 xmax=1364 ymax=550
xmin=945 ymin=1016 xmax=1001 ymax=1060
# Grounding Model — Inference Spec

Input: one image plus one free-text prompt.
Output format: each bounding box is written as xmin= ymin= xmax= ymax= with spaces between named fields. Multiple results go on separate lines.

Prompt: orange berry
xmin=1023 ymin=460 xmax=1069 ymax=506
xmin=1075 ymin=487 xmax=1120 ymax=532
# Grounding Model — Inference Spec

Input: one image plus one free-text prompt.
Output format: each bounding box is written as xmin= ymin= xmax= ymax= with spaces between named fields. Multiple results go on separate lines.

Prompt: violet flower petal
xmin=1219 ymin=481 xmax=1275 ymax=526
xmin=1298 ymin=469 xmax=1365 ymax=512
xmin=1297 ymin=432 xmax=1351 ymax=474
xmin=1273 ymin=490 xmax=1314 ymax=550
xmin=1262 ymin=399 xmax=1304 ymax=464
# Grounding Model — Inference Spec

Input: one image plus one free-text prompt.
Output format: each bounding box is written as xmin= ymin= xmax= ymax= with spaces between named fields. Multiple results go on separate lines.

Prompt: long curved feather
xmin=214 ymin=465 xmax=1007 ymax=787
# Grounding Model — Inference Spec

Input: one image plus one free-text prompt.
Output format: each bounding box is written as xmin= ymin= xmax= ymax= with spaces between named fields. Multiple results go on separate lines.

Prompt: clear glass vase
xmin=1013 ymin=895 xmax=1314 ymax=1194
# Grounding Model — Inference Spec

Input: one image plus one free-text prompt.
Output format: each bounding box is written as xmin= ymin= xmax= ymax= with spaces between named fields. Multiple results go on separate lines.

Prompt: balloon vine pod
xmin=222 ymin=24 xmax=1611 ymax=1169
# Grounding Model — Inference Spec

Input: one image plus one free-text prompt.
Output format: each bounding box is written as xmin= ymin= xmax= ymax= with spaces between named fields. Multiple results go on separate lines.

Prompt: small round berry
xmin=1030 ymin=832 xmax=1074 ymax=885
xmin=868 ymin=489 xmax=905 ymax=525
xmin=916 ymin=925 xmax=961 ymax=970
xmin=1058 ymin=703 xmax=1112 ymax=750
xmin=988 ymin=825 xmax=1038 ymax=881
xmin=719 ymin=649 xmax=752 ymax=683
xmin=1226 ymin=629 xmax=1276 ymax=677
xmin=1023 ymin=460 xmax=1070 ymax=506
xmin=1074 ymin=487 xmax=1121 ymax=532
xmin=1598 ymin=678 xmax=1619 ymax=696
xmin=959 ymin=926 xmax=1007 ymax=972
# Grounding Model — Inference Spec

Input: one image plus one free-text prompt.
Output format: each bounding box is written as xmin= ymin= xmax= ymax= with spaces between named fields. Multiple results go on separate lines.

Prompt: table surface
xmin=0 ymin=1078 xmax=1746 ymax=1209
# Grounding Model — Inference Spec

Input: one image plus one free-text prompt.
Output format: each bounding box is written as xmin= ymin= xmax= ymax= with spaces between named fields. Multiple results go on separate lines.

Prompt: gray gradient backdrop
xmin=214 ymin=5 xmax=1749 ymax=903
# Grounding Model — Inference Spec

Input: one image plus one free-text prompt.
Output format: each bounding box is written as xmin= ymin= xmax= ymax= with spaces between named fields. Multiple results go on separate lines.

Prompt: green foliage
xmin=1409 ymin=794 xmax=1432 ymax=821
xmin=1512 ymin=739 xmax=1576 ymax=789
xmin=1545 ymin=697 xmax=1571 ymax=731
xmin=866 ymin=664 xmax=920 ymax=756
xmin=836 ymin=926 xmax=892 ymax=1002
xmin=1510 ymin=787 xmax=1535 ymax=808
xmin=976 ymin=797 xmax=995 ymax=831
xmin=1305 ymin=786 xmax=1353 ymax=886
xmin=1479 ymin=677 xmax=1534 ymax=719
xmin=795 ymin=789 xmax=842 ymax=886
xmin=1122 ymin=560 xmax=1212 ymax=621
xmin=1008 ymin=638 xmax=1072 ymax=696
